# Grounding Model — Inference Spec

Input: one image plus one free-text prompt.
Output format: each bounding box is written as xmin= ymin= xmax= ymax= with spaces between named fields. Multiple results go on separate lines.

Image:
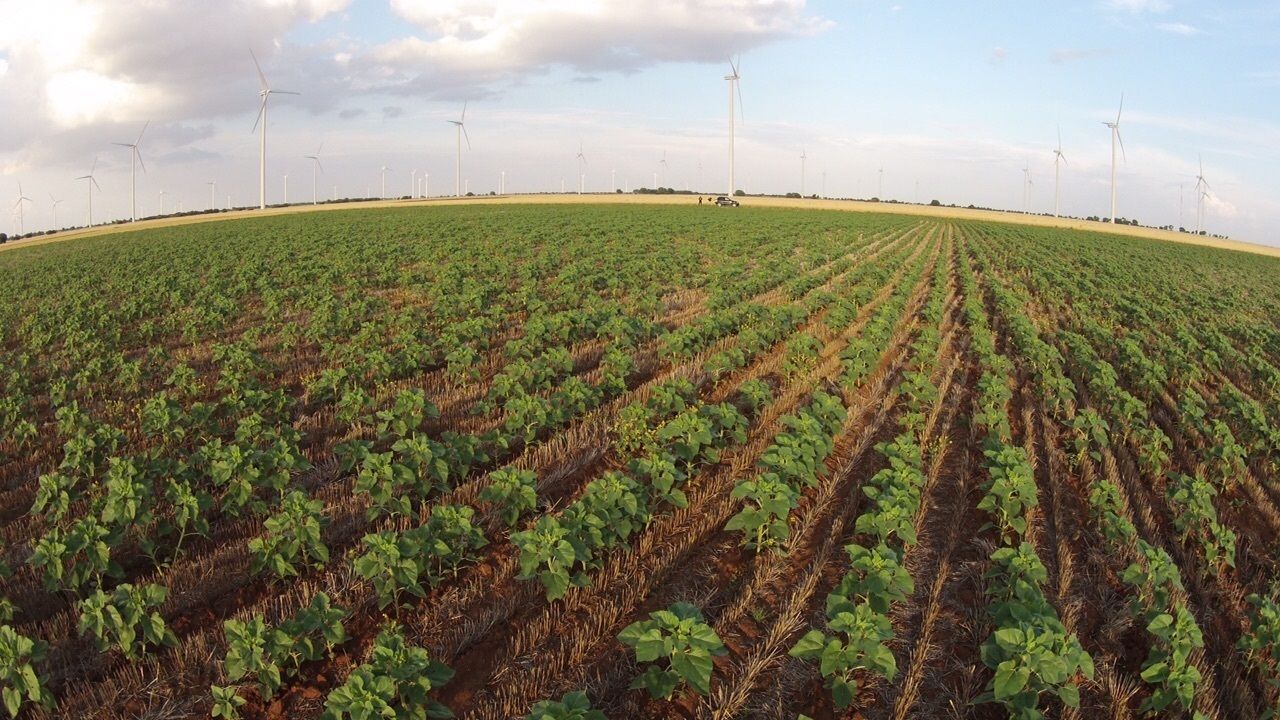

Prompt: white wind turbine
xmin=659 ymin=151 xmax=669 ymax=189
xmin=1022 ymin=162 xmax=1034 ymax=213
xmin=50 ymin=193 xmax=64 ymax=229
xmin=283 ymin=174 xmax=288 ymax=204
xmin=251 ymin=49 xmax=300 ymax=210
xmin=207 ymin=180 xmax=217 ymax=211
xmin=305 ymin=143 xmax=323 ymax=205
xmin=724 ymin=56 xmax=744 ymax=197
xmin=449 ymin=102 xmax=471 ymax=197
xmin=576 ymin=142 xmax=587 ymax=194
xmin=1053 ymin=126 xmax=1068 ymax=218
xmin=800 ymin=148 xmax=807 ymax=196
xmin=113 ymin=121 xmax=148 ymax=222
xmin=12 ymin=183 xmax=32 ymax=235
xmin=380 ymin=165 xmax=391 ymax=199
xmin=77 ymin=159 xmax=102 ymax=226
xmin=1194 ymin=155 xmax=1210 ymax=235
xmin=411 ymin=169 xmax=418 ymax=199
xmin=1102 ymin=93 xmax=1126 ymax=223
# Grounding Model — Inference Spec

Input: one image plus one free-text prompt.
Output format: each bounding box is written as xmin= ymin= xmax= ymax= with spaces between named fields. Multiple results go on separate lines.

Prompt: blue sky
xmin=1 ymin=0 xmax=1277 ymax=244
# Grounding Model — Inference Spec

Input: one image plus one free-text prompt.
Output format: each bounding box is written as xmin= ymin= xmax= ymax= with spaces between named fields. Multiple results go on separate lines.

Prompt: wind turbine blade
xmin=1116 ymin=92 xmax=1124 ymax=124
xmin=1117 ymin=129 xmax=1126 ymax=162
xmin=461 ymin=100 xmax=468 ymax=123
xmin=462 ymin=123 xmax=471 ymax=150
xmin=736 ymin=81 xmax=745 ymax=124
xmin=92 ymin=177 xmax=101 ymax=191
xmin=112 ymin=142 xmax=133 ymax=148
xmin=250 ymin=49 xmax=269 ymax=92
xmin=317 ymin=158 xmax=324 ymax=173
xmin=316 ymin=141 xmax=324 ymax=155
xmin=90 ymin=156 xmax=98 ymax=174
xmin=1060 ymin=153 xmax=1068 ymax=165
xmin=136 ymin=120 xmax=149 ymax=146
xmin=273 ymin=90 xmax=301 ymax=96
xmin=252 ymin=95 xmax=268 ymax=133
xmin=1057 ymin=124 xmax=1062 ymax=150
xmin=136 ymin=148 xmax=146 ymax=173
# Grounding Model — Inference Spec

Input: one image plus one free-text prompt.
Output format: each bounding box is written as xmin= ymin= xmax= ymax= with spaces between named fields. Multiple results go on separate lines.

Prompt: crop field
xmin=2 ymin=203 xmax=1280 ymax=720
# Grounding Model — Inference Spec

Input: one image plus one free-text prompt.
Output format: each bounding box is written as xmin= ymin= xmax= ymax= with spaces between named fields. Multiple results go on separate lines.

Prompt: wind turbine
xmin=500 ymin=170 xmax=506 ymax=195
xmin=380 ymin=165 xmax=391 ymax=199
xmin=1194 ymin=155 xmax=1209 ymax=235
xmin=1103 ymin=93 xmax=1125 ymax=223
xmin=800 ymin=148 xmax=807 ymax=196
xmin=112 ymin=121 xmax=149 ymax=222
xmin=283 ymin=173 xmax=288 ymax=204
xmin=576 ymin=142 xmax=587 ymax=194
xmin=250 ymin=49 xmax=300 ymax=210
xmin=77 ymin=159 xmax=102 ymax=226
xmin=12 ymin=183 xmax=32 ymax=235
xmin=305 ymin=143 xmax=323 ymax=205
xmin=449 ymin=102 xmax=470 ymax=197
xmin=207 ymin=180 xmax=217 ymax=211
xmin=50 ymin=193 xmax=64 ymax=229
xmin=1053 ymin=126 xmax=1068 ymax=218
xmin=659 ymin=151 xmax=669 ymax=189
xmin=1022 ymin=162 xmax=1034 ymax=213
xmin=878 ymin=167 xmax=884 ymax=199
xmin=158 ymin=190 xmax=165 ymax=216
xmin=724 ymin=56 xmax=744 ymax=197
xmin=411 ymin=169 xmax=418 ymax=199
xmin=424 ymin=173 xmax=429 ymax=198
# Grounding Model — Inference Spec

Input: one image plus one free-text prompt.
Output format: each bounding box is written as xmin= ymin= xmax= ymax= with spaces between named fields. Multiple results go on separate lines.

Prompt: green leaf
xmin=671 ymin=650 xmax=714 ymax=696
xmin=993 ymin=661 xmax=1030 ymax=699
xmin=789 ymin=630 xmax=826 ymax=660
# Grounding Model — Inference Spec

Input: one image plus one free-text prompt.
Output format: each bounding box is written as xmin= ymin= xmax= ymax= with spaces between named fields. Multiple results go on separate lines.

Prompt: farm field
xmin=1 ymin=203 xmax=1279 ymax=719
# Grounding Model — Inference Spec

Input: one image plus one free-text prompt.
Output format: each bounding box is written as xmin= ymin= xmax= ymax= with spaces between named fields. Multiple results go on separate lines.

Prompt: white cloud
xmin=1156 ymin=22 xmax=1200 ymax=35
xmin=45 ymin=70 xmax=155 ymax=126
xmin=369 ymin=0 xmax=829 ymax=96
xmin=0 ymin=0 xmax=351 ymax=134
xmin=1203 ymin=190 xmax=1237 ymax=218
xmin=1105 ymin=0 xmax=1169 ymax=14
xmin=1050 ymin=47 xmax=1112 ymax=63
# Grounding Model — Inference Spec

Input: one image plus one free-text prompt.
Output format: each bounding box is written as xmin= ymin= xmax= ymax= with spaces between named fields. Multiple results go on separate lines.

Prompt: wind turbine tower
xmin=724 ymin=57 xmax=744 ymax=197
xmin=449 ymin=102 xmax=471 ymax=197
xmin=1053 ymin=126 xmax=1068 ymax=218
xmin=12 ymin=183 xmax=32 ymax=235
xmin=77 ymin=158 xmax=102 ymax=226
xmin=305 ymin=144 xmax=323 ymax=205
xmin=1103 ymin=93 xmax=1126 ymax=223
xmin=251 ymin=50 xmax=300 ymax=210
xmin=800 ymin=148 xmax=807 ymax=196
xmin=113 ymin=121 xmax=148 ymax=222
xmin=1194 ymin=156 xmax=1210 ymax=235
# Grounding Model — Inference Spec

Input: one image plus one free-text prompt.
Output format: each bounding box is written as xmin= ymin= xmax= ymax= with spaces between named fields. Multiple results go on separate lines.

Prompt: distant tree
xmin=0 ymin=232 xmax=7 ymax=244
xmin=930 ymin=199 xmax=941 ymax=206
xmin=785 ymin=192 xmax=801 ymax=199
xmin=733 ymin=189 xmax=745 ymax=197
xmin=616 ymin=189 xmax=623 ymax=194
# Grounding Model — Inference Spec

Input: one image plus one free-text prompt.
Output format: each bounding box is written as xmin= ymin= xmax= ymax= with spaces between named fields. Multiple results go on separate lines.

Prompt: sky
xmin=1 ymin=0 xmax=1278 ymax=244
